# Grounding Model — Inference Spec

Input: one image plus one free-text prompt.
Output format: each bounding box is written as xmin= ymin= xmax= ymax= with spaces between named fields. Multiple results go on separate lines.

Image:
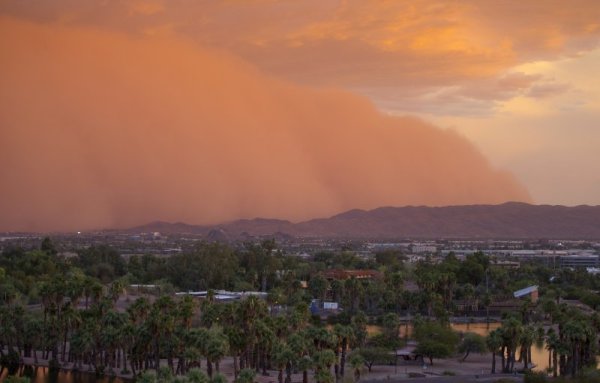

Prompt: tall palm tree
xmin=518 ymin=324 xmax=537 ymax=369
xmin=296 ymin=355 xmax=313 ymax=383
xmin=60 ymin=304 xmax=81 ymax=363
xmin=254 ymin=320 xmax=275 ymax=375
xmin=23 ymin=315 xmax=43 ymax=365
xmin=500 ymin=317 xmax=523 ymax=373
xmin=272 ymin=341 xmax=293 ymax=383
xmin=486 ymin=329 xmax=502 ymax=374
xmin=334 ymin=325 xmax=354 ymax=377
xmin=312 ymin=350 xmax=336 ymax=383
xmin=206 ymin=327 xmax=229 ymax=377
xmin=545 ymin=328 xmax=560 ymax=377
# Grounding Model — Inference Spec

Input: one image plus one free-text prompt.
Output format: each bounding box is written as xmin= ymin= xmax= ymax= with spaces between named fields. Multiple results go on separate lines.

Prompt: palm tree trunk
xmin=340 ymin=343 xmax=347 ymax=376
xmin=207 ymin=358 xmax=213 ymax=378
xmin=62 ymin=330 xmax=68 ymax=362
xmin=511 ymin=349 xmax=516 ymax=372
xmin=491 ymin=351 xmax=496 ymax=374
xmin=261 ymin=351 xmax=267 ymax=376
xmin=233 ymin=355 xmax=239 ymax=378
xmin=122 ymin=349 xmax=128 ymax=373
xmin=572 ymin=347 xmax=577 ymax=377
xmin=154 ymin=338 xmax=160 ymax=371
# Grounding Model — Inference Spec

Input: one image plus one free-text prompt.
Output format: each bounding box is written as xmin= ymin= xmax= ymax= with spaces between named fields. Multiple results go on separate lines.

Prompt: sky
xmin=1 ymin=1 xmax=599 ymax=231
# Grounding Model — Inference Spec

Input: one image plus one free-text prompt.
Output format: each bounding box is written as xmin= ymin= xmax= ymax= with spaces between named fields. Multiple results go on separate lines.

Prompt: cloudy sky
xmin=1 ymin=1 xmax=599 ymax=231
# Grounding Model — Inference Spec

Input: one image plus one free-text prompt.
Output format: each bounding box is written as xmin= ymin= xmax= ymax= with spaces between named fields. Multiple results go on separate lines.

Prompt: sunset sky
xmin=1 ymin=1 xmax=599 ymax=231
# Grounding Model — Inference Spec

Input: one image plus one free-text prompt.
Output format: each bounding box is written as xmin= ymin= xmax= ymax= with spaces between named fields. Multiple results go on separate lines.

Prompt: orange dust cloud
xmin=0 ymin=18 xmax=530 ymax=232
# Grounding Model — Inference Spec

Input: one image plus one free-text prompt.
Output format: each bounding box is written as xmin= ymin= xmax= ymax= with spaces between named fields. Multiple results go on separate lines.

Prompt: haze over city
xmin=1 ymin=1 xmax=599 ymax=232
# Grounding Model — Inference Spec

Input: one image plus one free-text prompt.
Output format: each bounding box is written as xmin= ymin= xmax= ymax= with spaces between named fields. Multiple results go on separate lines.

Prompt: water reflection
xmin=0 ymin=365 xmax=128 ymax=383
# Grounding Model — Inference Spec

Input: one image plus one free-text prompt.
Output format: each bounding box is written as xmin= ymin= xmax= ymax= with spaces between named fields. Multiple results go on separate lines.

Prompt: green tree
xmin=413 ymin=321 xmax=459 ymax=366
xmin=357 ymin=347 xmax=394 ymax=372
xmin=458 ymin=333 xmax=487 ymax=362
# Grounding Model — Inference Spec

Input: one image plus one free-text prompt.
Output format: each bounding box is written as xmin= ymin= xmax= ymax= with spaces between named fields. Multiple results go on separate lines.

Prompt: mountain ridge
xmin=125 ymin=202 xmax=600 ymax=239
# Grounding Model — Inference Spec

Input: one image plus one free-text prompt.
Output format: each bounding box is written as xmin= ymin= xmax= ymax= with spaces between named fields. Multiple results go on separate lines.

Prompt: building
xmin=322 ymin=269 xmax=382 ymax=280
xmin=514 ymin=285 xmax=539 ymax=303
xmin=174 ymin=290 xmax=268 ymax=302
xmin=559 ymin=254 xmax=600 ymax=268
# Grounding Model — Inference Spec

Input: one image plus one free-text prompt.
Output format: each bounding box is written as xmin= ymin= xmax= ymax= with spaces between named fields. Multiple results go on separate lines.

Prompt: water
xmin=0 ymin=365 xmax=127 ymax=383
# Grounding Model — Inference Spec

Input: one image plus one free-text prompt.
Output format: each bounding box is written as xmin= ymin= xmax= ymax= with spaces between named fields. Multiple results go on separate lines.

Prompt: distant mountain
xmin=127 ymin=202 xmax=600 ymax=239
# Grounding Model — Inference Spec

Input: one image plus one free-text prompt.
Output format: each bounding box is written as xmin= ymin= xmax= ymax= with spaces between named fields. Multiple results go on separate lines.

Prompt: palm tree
xmin=313 ymin=349 xmax=336 ymax=383
xmin=296 ymin=355 xmax=313 ymax=383
xmin=206 ymin=328 xmax=229 ymax=377
xmin=23 ymin=315 xmax=43 ymax=365
xmin=486 ymin=329 xmax=502 ymax=374
xmin=255 ymin=320 xmax=275 ymax=375
xmin=350 ymin=312 xmax=368 ymax=348
xmin=60 ymin=304 xmax=81 ymax=363
xmin=347 ymin=352 xmax=364 ymax=382
xmin=500 ymin=317 xmax=523 ymax=373
xmin=344 ymin=278 xmax=363 ymax=314
xmin=239 ymin=296 xmax=268 ymax=369
xmin=334 ymin=325 xmax=354 ymax=377
xmin=119 ymin=322 xmax=135 ymax=374
xmin=518 ymin=324 xmax=536 ymax=369
xmin=225 ymin=326 xmax=246 ymax=378
xmin=128 ymin=297 xmax=151 ymax=325
xmin=545 ymin=328 xmax=560 ymax=377
xmin=109 ymin=279 xmax=125 ymax=303
xmin=272 ymin=341 xmax=293 ymax=383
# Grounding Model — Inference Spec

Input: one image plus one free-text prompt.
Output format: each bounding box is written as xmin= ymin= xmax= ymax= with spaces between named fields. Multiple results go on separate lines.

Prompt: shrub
xmin=524 ymin=371 xmax=548 ymax=383
xmin=235 ymin=369 xmax=256 ymax=383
